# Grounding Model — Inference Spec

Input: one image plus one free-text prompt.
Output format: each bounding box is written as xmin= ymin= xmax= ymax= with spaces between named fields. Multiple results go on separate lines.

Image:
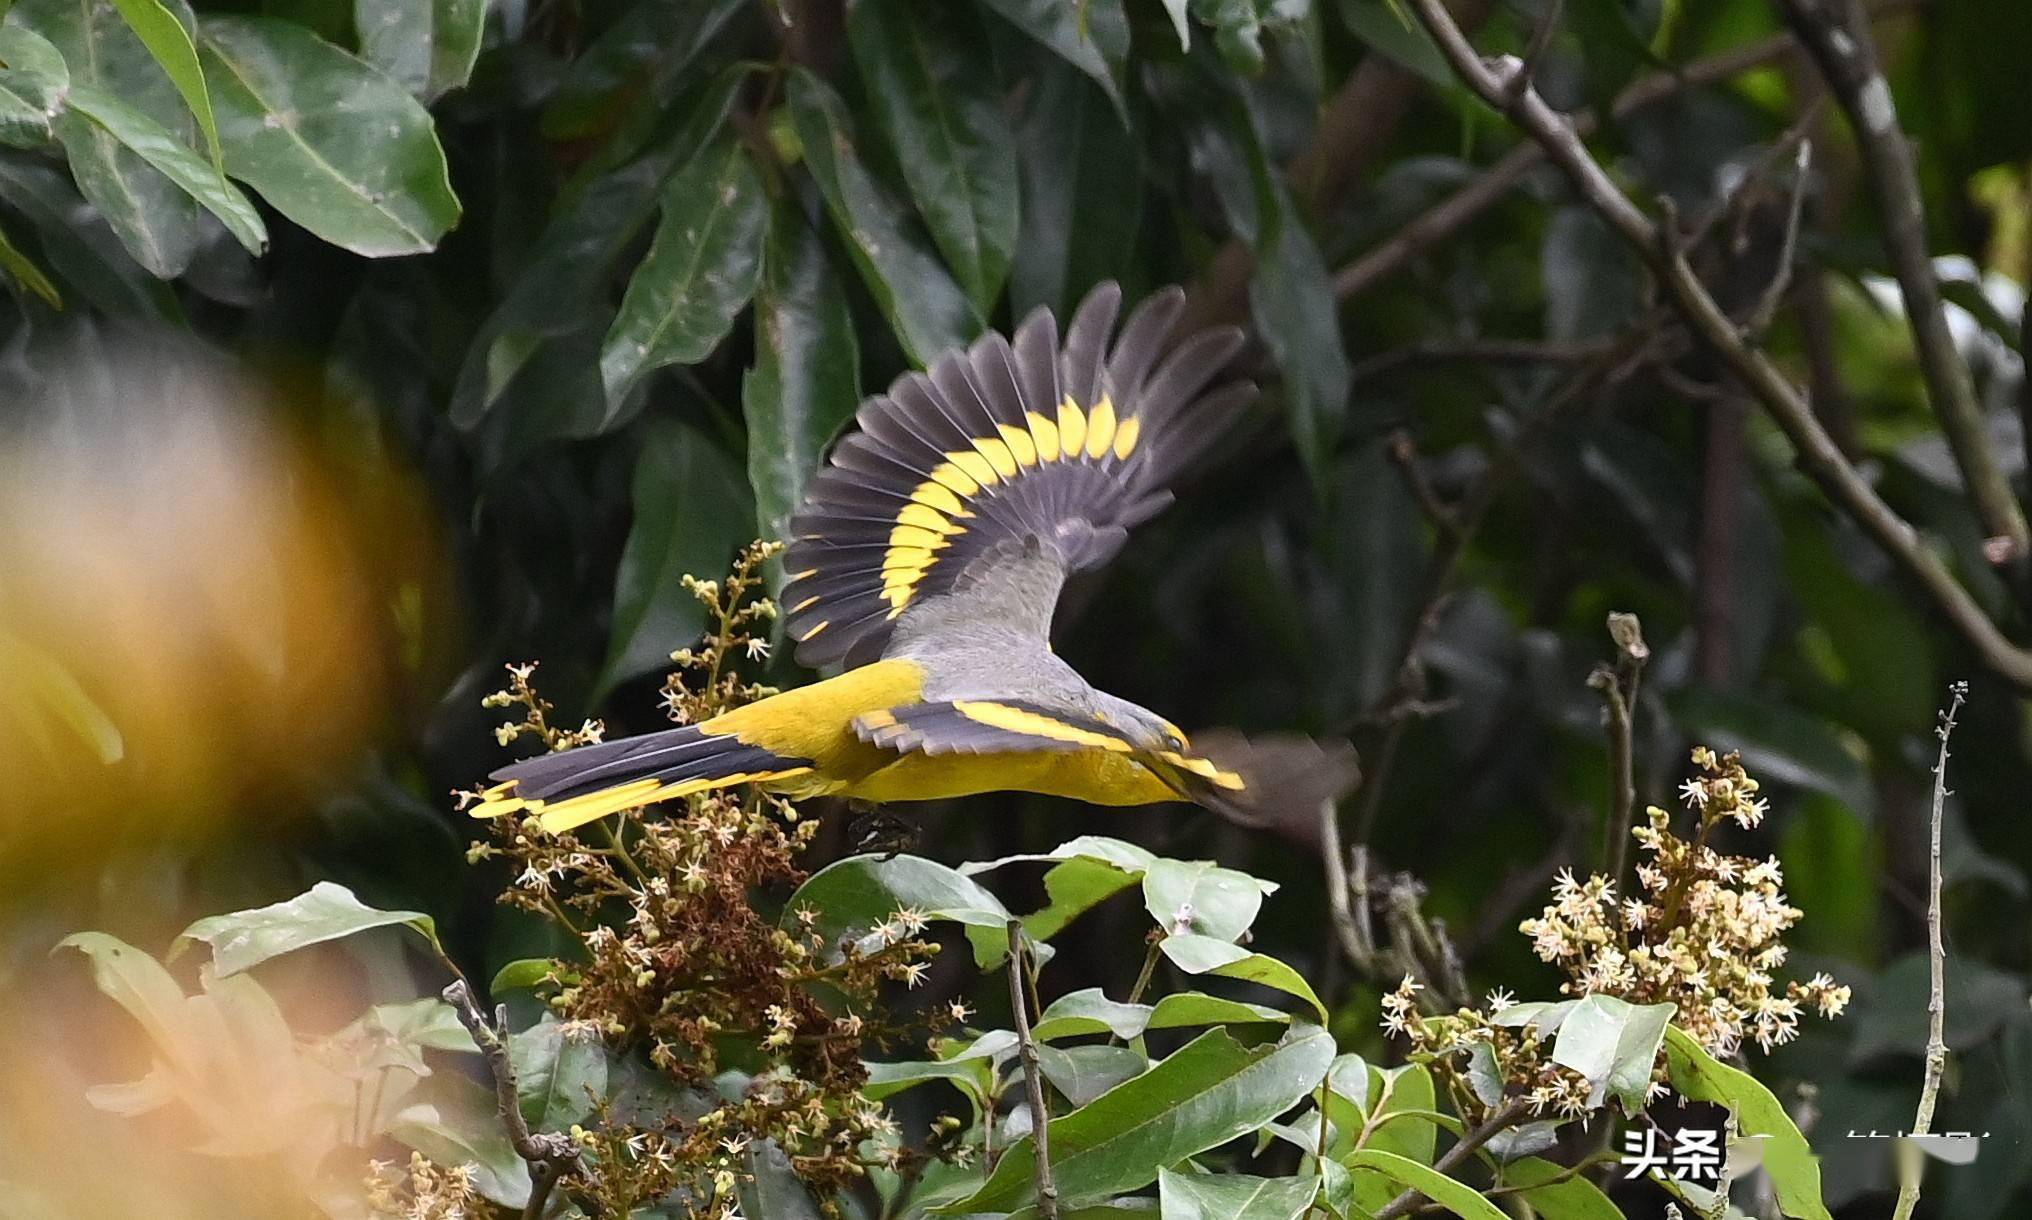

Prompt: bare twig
xmin=1006 ymin=920 xmax=1058 ymax=1220
xmin=1331 ymin=0 xmax=1923 ymax=302
xmin=1400 ymin=0 xmax=2032 ymax=691
xmin=1321 ymin=798 xmax=1376 ymax=972
xmin=1352 ymin=337 xmax=1621 ymax=384
xmin=1592 ymin=613 xmax=1649 ymax=885
xmin=1741 ymin=140 xmax=1817 ymax=338
xmin=1891 ymin=681 xmax=1966 ymax=1220
xmin=1371 ymin=1098 xmax=1531 ymax=1220
xmin=442 ymin=978 xmax=592 ymax=1220
xmin=1509 ymin=0 xmax=1564 ymax=99
xmin=1778 ymin=0 xmax=2028 ymax=567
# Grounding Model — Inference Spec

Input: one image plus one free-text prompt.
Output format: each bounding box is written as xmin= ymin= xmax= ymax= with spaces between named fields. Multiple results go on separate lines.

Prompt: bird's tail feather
xmin=469 ymin=724 xmax=814 ymax=832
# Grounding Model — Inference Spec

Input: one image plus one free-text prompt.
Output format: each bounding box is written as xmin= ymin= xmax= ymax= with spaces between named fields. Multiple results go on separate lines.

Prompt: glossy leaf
xmin=1157 ymin=1166 xmax=1318 ymax=1219
xmin=943 ymin=1023 xmax=1336 ymax=1213
xmin=597 ymin=420 xmax=753 ymax=692
xmin=491 ymin=958 xmax=570 ymax=994
xmin=979 ymin=0 xmax=1128 ymax=116
xmin=1141 ymin=858 xmax=1275 ymax=941
xmin=355 ymin=0 xmax=485 ymax=101
xmin=785 ymin=68 xmax=978 ymax=364
xmin=1348 ymin=1063 xmax=1438 ymax=1213
xmin=1160 ymin=932 xmax=1328 ymax=1019
xmin=600 ymin=137 xmax=766 ymax=408
xmin=1343 ymin=1149 xmax=1508 ymax=1219
xmin=848 ymin=0 xmax=1018 ymax=310
xmin=744 ymin=196 xmax=861 ymax=554
xmin=540 ymin=0 xmax=743 ymax=140
xmin=64 ymin=83 xmax=266 ymax=253
xmin=449 ymin=67 xmax=743 ymax=427
xmin=105 ymin=0 xmax=223 ymax=168
xmin=199 ymin=15 xmax=459 ymax=256
xmin=0 ymin=22 xmax=65 ymax=148
xmin=15 ymin=0 xmax=201 ymax=276
xmin=58 ymin=933 xmax=205 ymax=1082
xmin=176 ymin=881 xmax=441 ymax=976
xmin=787 ymin=852 xmax=1019 ymax=970
xmin=1663 ymin=1025 xmax=1831 ymax=1220
xmin=1040 ymin=1043 xmax=1149 ymax=1106
xmin=389 ymin=1078 xmax=533 ymax=1208
xmin=1033 ymin=988 xmax=1288 ymax=1042
xmin=1500 ymin=1157 xmax=1624 ymax=1219
xmin=510 ymin=1015 xmax=609 ymax=1133
xmin=0 ymin=156 xmax=180 ymax=317
xmin=1548 ymin=994 xmax=1675 ymax=1112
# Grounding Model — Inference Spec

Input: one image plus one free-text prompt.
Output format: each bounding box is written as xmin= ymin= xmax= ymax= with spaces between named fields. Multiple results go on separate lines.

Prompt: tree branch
xmin=1371 ymin=1098 xmax=1531 ymax=1220
xmin=1401 ymin=0 xmax=2032 ymax=691
xmin=1006 ymin=920 xmax=1058 ymax=1220
xmin=443 ymin=979 xmax=592 ymax=1220
xmin=1332 ymin=0 xmax=1922 ymax=303
xmin=1592 ymin=613 xmax=1648 ymax=886
xmin=1777 ymin=0 xmax=2028 ymax=566
xmin=1892 ymin=680 xmax=1966 ymax=1220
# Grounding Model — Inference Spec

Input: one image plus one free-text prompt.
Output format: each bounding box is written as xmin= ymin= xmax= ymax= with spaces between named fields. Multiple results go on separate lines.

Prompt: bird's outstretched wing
xmin=781 ymin=282 xmax=1254 ymax=669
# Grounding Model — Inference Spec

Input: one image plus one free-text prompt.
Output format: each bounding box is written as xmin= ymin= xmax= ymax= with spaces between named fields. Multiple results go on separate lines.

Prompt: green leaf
xmin=1040 ymin=1043 xmax=1149 ymax=1106
xmin=14 ymin=0 xmax=201 ymax=276
xmin=491 ymin=958 xmax=568 ymax=994
xmin=743 ymin=196 xmax=861 ymax=554
xmin=862 ymin=1054 xmax=996 ymax=1106
xmin=1499 ymin=1157 xmax=1624 ymax=1220
xmin=449 ymin=67 xmax=743 ymax=428
xmin=1160 ymin=0 xmax=1192 ymax=49
xmin=1010 ymin=59 xmax=1140 ymax=319
xmin=1548 ymin=994 xmax=1675 ymax=1112
xmin=389 ymin=1077 xmax=533 ymax=1208
xmin=198 ymin=15 xmax=459 ymax=256
xmin=1159 ymin=933 xmax=1327 ymax=1020
xmin=1033 ymin=988 xmax=1288 ymax=1042
xmin=1335 ymin=0 xmax=1452 ymax=87
xmin=176 ymin=881 xmax=441 ymax=976
xmin=0 ymin=22 xmax=64 ymax=148
xmin=784 ymin=68 xmax=978 ymax=365
xmin=355 ymin=997 xmax=479 ymax=1056
xmin=786 ymin=852 xmax=1019 ymax=970
xmin=1157 ymin=1166 xmax=1318 ymax=1219
xmin=1343 ymin=1149 xmax=1508 ymax=1219
xmin=103 ymin=0 xmax=222 ymax=169
xmin=961 ymin=835 xmax=1154 ymax=940
xmin=1348 ymin=1063 xmax=1438 ymax=1212
xmin=0 ymin=216 xmax=54 ymax=303
xmin=64 ymin=82 xmax=266 ymax=253
xmin=57 ymin=933 xmax=206 ymax=1083
xmin=355 ymin=0 xmax=484 ymax=101
xmin=510 ymin=1015 xmax=609 ymax=1133
xmin=1663 ymin=1025 xmax=1831 ymax=1220
xmin=596 ymin=420 xmax=752 ymax=694
xmin=600 ymin=137 xmax=766 ymax=408
xmin=1142 ymin=858 xmax=1275 ymax=940
xmin=0 ymin=155 xmax=179 ymax=317
xmin=941 ymin=1023 xmax=1335 ymax=1213
xmin=847 ymin=0 xmax=1018 ymax=310
xmin=979 ymin=0 xmax=1128 ymax=117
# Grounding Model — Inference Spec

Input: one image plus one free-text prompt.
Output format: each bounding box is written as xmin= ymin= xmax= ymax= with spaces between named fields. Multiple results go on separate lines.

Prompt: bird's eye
xmin=1163 ymin=733 xmax=1185 ymax=751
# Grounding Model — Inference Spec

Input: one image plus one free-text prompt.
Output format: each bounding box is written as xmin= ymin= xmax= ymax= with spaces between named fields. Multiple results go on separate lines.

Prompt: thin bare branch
xmin=1778 ymin=0 xmax=2028 ymax=565
xmin=1332 ymin=0 xmax=1923 ymax=302
xmin=442 ymin=979 xmax=594 ymax=1220
xmin=1892 ymin=680 xmax=1967 ymax=1220
xmin=1371 ymin=1098 xmax=1531 ymax=1220
xmin=1400 ymin=0 xmax=2032 ymax=691
xmin=1006 ymin=920 xmax=1059 ymax=1220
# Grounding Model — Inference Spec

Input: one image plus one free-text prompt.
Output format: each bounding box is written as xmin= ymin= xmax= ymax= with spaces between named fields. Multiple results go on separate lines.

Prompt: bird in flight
xmin=473 ymin=282 xmax=1350 ymax=834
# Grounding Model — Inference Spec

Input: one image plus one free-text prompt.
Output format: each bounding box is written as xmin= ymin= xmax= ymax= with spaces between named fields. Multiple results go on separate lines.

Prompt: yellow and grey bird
xmin=473 ymin=282 xmax=1352 ymax=834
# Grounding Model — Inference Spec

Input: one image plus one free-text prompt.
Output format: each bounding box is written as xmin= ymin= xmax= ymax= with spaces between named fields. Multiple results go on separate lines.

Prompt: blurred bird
xmin=474 ymin=283 xmax=1355 ymax=833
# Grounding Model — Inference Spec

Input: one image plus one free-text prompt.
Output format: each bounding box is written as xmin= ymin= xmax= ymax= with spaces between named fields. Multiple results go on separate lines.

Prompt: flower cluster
xmin=365 ymin=1152 xmax=486 ymax=1220
xmin=1382 ymin=976 xmax=1604 ymax=1122
xmin=479 ymin=660 xmax=605 ymax=752
xmin=1519 ymin=748 xmax=1850 ymax=1055
xmin=1383 ymin=748 xmax=1850 ymax=1124
xmin=443 ymin=543 xmax=952 ymax=1217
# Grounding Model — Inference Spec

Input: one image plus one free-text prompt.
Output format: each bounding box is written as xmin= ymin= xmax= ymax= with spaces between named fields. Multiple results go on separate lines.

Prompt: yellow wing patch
xmin=470 ymin=770 xmax=818 ymax=833
xmin=951 ymin=700 xmax=1136 ymax=752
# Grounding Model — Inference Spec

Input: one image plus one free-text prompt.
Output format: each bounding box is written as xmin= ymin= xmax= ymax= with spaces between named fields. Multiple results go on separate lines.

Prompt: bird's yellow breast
xmin=840 ymin=748 xmax=1180 ymax=807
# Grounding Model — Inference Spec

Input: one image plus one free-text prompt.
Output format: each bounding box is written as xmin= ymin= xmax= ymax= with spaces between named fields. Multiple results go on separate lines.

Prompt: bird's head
xmin=1087 ymin=692 xmax=1191 ymax=754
